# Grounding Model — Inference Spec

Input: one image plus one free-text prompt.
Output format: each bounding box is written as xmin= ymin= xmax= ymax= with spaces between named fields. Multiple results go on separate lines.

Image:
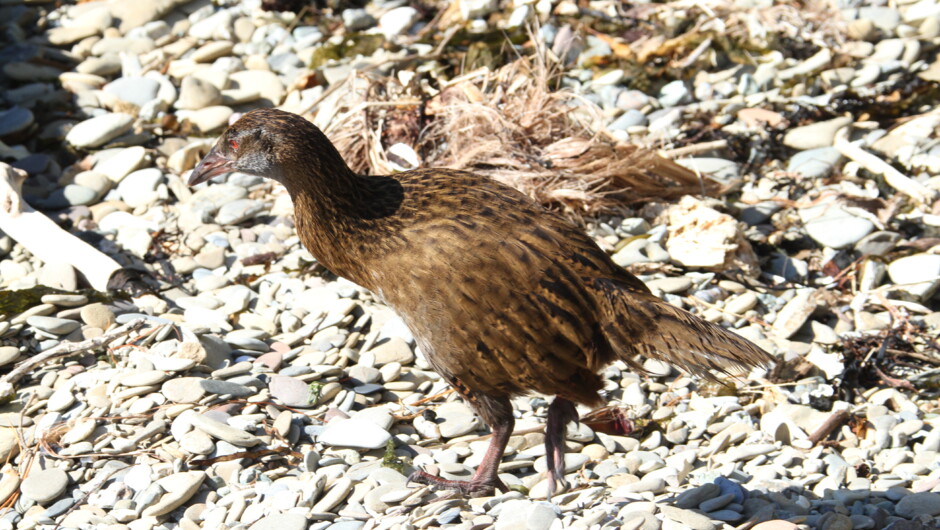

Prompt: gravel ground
xmin=1 ymin=0 xmax=940 ymax=529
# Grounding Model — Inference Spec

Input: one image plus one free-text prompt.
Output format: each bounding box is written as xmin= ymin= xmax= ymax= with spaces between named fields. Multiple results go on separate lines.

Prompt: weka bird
xmin=189 ymin=108 xmax=772 ymax=497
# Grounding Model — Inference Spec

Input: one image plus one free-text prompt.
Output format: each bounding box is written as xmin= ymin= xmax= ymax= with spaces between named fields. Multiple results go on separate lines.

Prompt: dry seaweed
xmin=312 ymin=52 xmax=717 ymax=215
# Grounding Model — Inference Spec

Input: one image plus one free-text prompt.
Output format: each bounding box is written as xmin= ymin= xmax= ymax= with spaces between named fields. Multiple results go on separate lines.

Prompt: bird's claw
xmin=408 ymin=470 xmax=507 ymax=498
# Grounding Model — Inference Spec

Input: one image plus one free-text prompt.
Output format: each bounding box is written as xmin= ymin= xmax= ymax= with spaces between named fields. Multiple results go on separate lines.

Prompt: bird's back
xmin=339 ymin=168 xmax=646 ymax=404
xmin=293 ymin=166 xmax=770 ymax=405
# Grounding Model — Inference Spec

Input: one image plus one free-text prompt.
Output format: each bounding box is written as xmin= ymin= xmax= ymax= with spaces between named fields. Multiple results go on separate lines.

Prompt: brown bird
xmin=189 ymin=108 xmax=772 ymax=497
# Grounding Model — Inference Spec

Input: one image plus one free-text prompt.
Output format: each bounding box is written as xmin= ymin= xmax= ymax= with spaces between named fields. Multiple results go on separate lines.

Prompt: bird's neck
xmin=281 ymin=150 xmax=383 ymax=285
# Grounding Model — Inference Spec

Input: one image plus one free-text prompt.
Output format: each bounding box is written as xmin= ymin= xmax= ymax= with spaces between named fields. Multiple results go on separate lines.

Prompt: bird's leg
xmin=409 ymin=394 xmax=514 ymax=497
xmin=545 ymin=397 xmax=579 ymax=500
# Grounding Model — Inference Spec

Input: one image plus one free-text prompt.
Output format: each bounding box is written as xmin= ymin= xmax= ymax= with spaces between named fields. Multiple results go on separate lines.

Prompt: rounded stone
xmin=26 ymin=316 xmax=80 ymax=335
xmin=80 ymin=303 xmax=116 ymax=329
xmin=0 ymin=106 xmax=34 ymax=138
xmin=0 ymin=347 xmax=18 ymax=367
xmin=20 ymin=468 xmax=68 ymax=505
xmin=65 ymin=113 xmax=134 ymax=149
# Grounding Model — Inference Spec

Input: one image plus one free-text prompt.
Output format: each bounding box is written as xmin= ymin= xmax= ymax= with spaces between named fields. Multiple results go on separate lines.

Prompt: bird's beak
xmin=188 ymin=145 xmax=234 ymax=186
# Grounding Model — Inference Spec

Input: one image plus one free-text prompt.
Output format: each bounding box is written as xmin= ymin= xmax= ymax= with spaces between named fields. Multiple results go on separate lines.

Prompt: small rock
xmin=269 ymin=375 xmax=319 ymax=408
xmin=80 ymin=303 xmax=116 ymax=329
xmin=20 ymin=468 xmax=68 ymax=505
xmin=189 ymin=413 xmax=260 ymax=447
xmin=787 ymin=147 xmax=842 ymax=178
xmin=176 ymin=76 xmax=222 ymax=110
xmin=249 ymin=513 xmax=309 ymax=530
xmin=379 ymin=7 xmax=419 ymax=38
xmin=318 ymin=419 xmax=391 ymax=449
xmin=0 ymin=347 xmax=19 ymax=367
xmin=104 ymin=77 xmax=160 ymax=107
xmin=895 ymin=492 xmax=940 ymax=518
xmin=783 ymin=116 xmax=853 ymax=150
xmin=143 ymin=471 xmax=206 ymax=516
xmin=0 ymin=107 xmax=34 ymax=138
xmin=26 ymin=316 xmax=80 ymax=335
xmin=369 ymin=338 xmax=414 ymax=365
xmin=65 ymin=113 xmax=134 ymax=149
xmin=162 ymin=377 xmax=208 ymax=403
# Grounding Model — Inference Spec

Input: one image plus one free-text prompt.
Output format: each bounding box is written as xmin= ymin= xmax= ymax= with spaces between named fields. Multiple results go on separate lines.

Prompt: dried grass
xmin=310 ymin=52 xmax=716 ymax=215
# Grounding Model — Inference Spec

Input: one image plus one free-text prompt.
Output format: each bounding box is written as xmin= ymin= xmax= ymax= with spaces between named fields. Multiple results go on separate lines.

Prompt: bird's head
xmin=188 ymin=108 xmax=307 ymax=186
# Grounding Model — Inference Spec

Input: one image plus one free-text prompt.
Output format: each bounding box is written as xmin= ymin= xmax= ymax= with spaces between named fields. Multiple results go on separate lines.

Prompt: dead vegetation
xmin=309 ymin=51 xmax=718 ymax=215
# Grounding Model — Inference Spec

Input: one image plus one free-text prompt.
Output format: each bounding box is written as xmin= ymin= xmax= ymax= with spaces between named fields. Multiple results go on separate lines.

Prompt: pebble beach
xmin=1 ymin=0 xmax=940 ymax=529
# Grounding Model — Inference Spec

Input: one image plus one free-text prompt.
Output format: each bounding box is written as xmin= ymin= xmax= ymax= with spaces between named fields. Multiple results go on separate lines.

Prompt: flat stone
xmin=435 ymin=401 xmax=481 ymax=438
xmin=645 ymin=277 xmax=692 ymax=294
xmin=143 ymin=471 xmax=206 ymax=516
xmin=180 ymin=430 xmax=215 ymax=455
xmin=787 ymin=147 xmax=842 ymax=178
xmin=0 ymin=472 xmax=19 ymax=506
xmin=80 ymin=303 xmax=116 ymax=329
xmin=0 ymin=347 xmax=19 ymax=367
xmin=895 ymin=492 xmax=940 ymax=517
xmin=772 ymin=289 xmax=817 ymax=339
xmin=312 ymin=477 xmax=353 ymax=513
xmin=175 ymin=75 xmax=222 ymax=110
xmin=26 ymin=316 xmax=80 ymax=335
xmin=379 ymin=7 xmax=419 ymax=38
xmin=121 ymin=370 xmax=169 ymax=387
xmin=104 ymin=77 xmax=160 ymax=107
xmin=162 ymin=377 xmax=208 ymax=403
xmin=117 ymin=168 xmax=163 ymax=208
xmin=856 ymin=231 xmax=901 ymax=257
xmin=660 ymin=505 xmax=716 ymax=530
xmin=249 ymin=513 xmax=310 ymax=530
xmin=199 ymin=379 xmax=254 ymax=398
xmin=186 ymin=105 xmax=233 ymax=133
xmin=318 ymin=418 xmax=391 ymax=449
xmin=783 ymin=117 xmax=853 ymax=150
xmin=800 ymin=204 xmax=874 ymax=249
xmin=0 ymin=106 xmax=34 ymax=138
xmin=675 ymin=483 xmax=721 ymax=509
xmin=887 ymin=253 xmax=940 ymax=299
xmin=47 ymin=386 xmax=77 ymax=412
xmin=189 ymin=413 xmax=260 ymax=447
xmin=65 ymin=113 xmax=134 ymax=149
xmin=216 ymin=199 xmax=266 ymax=225
xmin=191 ymin=41 xmax=234 ymax=63
xmin=0 ymin=430 xmax=16 ymax=463
xmin=94 ymin=146 xmax=147 ymax=183
xmin=20 ymin=468 xmax=68 ymax=505
xmin=269 ymin=375 xmax=319 ymax=408
xmin=229 ymin=70 xmax=284 ymax=106
xmin=888 ymin=253 xmax=940 ymax=284
xmin=369 ymin=337 xmax=414 ymax=365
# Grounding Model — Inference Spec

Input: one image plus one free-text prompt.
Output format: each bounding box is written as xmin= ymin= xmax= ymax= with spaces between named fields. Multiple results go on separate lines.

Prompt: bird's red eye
xmin=229 ymin=139 xmax=239 ymax=151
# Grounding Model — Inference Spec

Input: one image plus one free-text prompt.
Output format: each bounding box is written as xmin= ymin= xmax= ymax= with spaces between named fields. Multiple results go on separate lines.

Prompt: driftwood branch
xmin=834 ymin=130 xmax=936 ymax=205
xmin=808 ymin=409 xmax=850 ymax=446
xmin=0 ymin=162 xmax=124 ymax=291
xmin=0 ymin=318 xmax=148 ymax=403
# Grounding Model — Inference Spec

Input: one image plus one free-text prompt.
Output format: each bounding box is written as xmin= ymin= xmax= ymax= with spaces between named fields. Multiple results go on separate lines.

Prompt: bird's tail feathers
xmin=593 ymin=278 xmax=773 ymax=381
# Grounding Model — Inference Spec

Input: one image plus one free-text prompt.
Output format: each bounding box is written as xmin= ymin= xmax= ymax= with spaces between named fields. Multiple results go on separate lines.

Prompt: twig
xmin=0 ymin=319 xmax=149 ymax=403
xmin=834 ymin=129 xmax=935 ymax=205
xmin=808 ymin=409 xmax=849 ymax=446
xmin=872 ymin=365 xmax=916 ymax=390
xmin=660 ymin=140 xmax=729 ymax=158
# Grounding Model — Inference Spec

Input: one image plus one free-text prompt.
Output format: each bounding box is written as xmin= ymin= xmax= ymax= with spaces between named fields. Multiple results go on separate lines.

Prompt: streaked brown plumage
xmin=190 ymin=108 xmax=772 ymax=497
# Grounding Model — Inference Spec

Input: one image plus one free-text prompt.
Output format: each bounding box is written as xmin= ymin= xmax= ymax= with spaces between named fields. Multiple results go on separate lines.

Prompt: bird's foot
xmin=408 ymin=470 xmax=508 ymax=498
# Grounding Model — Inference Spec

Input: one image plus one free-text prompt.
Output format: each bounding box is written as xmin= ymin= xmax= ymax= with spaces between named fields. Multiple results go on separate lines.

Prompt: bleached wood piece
xmin=834 ymin=130 xmax=936 ymax=205
xmin=0 ymin=162 xmax=123 ymax=291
